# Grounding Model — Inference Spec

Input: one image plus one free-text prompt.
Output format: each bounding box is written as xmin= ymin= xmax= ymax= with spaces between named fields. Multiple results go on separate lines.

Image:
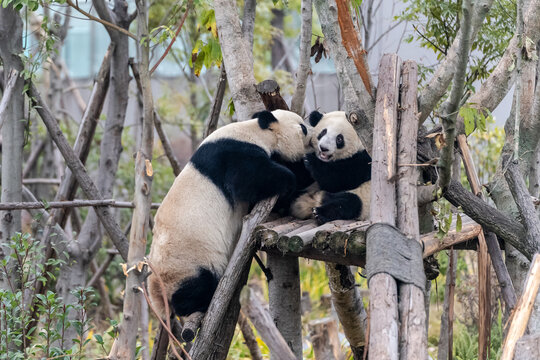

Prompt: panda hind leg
xmin=171 ymin=267 xmax=219 ymax=326
xmin=314 ymin=191 xmax=362 ymax=224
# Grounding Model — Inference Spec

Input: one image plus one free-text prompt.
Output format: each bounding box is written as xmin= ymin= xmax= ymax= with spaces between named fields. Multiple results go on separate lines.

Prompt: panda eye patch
xmin=317 ymin=128 xmax=327 ymax=140
xmin=336 ymin=134 xmax=345 ymax=149
xmin=300 ymin=124 xmax=308 ymax=136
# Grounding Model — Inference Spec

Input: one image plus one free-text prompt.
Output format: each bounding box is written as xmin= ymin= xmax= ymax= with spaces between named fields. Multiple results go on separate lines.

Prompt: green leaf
xmin=460 ymin=106 xmax=476 ymax=136
xmin=456 ymin=213 xmax=462 ymax=232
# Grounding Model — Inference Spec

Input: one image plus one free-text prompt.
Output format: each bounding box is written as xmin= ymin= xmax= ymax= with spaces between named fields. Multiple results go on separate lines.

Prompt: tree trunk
xmin=0 ymin=4 xmax=24 ymax=292
xmin=267 ymin=255 xmax=303 ymax=359
xmin=214 ymin=0 xmax=262 ymax=120
xmin=109 ymin=0 xmax=153 ymax=357
xmin=367 ymin=54 xmax=401 ymax=360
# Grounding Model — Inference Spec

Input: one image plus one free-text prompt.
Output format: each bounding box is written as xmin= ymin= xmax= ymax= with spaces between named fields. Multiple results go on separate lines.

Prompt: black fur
xmin=253 ymin=110 xmax=278 ymax=129
xmin=314 ymin=192 xmax=362 ymax=224
xmin=309 ymin=110 xmax=324 ymax=127
xmin=271 ymin=154 xmax=315 ymax=214
xmin=305 ymin=150 xmax=371 ymax=192
xmin=171 ymin=267 xmax=219 ymax=316
xmin=191 ymin=139 xmax=296 ymax=207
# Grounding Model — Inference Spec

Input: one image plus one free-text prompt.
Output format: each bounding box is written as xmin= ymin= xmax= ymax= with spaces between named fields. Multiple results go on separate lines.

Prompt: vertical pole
xmin=367 ymin=53 xmax=401 ymax=360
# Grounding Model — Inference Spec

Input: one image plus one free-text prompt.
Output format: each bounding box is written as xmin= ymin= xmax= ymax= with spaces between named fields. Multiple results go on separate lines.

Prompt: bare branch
xmin=68 ymin=0 xmax=137 ymax=40
xmin=150 ymin=0 xmax=192 ymax=75
xmin=439 ymin=0 xmax=473 ymax=189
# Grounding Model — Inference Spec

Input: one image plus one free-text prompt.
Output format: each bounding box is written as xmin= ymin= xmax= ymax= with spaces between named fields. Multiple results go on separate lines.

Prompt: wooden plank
xmin=500 ymin=254 xmax=540 ymax=360
xmin=367 ymin=53 xmax=401 ymax=360
xmin=397 ymin=60 xmax=427 ymax=360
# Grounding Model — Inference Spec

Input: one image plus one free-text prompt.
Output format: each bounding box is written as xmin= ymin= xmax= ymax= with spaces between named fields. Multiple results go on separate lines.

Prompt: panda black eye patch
xmin=300 ymin=124 xmax=308 ymax=135
xmin=317 ymin=128 xmax=327 ymax=140
xmin=336 ymin=134 xmax=345 ymax=149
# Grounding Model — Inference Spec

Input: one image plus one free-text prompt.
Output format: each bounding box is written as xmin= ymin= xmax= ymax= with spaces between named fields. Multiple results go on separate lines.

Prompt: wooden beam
xmin=501 ymin=254 xmax=540 ymax=360
xmin=367 ymin=53 xmax=401 ymax=360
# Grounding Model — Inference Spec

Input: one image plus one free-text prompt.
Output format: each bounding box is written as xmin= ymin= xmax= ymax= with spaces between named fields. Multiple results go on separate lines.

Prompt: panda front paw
xmin=313 ymin=206 xmax=331 ymax=225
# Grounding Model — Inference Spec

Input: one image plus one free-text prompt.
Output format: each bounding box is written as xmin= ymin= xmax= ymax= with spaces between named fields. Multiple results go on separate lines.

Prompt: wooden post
xmin=240 ymin=285 xmax=297 ymax=360
xmin=326 ymin=263 xmax=367 ymax=359
xmin=308 ymin=317 xmax=344 ymax=360
xmin=367 ymin=53 xmax=401 ymax=360
xmin=397 ymin=60 xmax=427 ymax=360
xmin=267 ymin=255 xmax=303 ymax=359
xmin=457 ymin=134 xmax=494 ymax=360
xmin=500 ymin=254 xmax=540 ymax=360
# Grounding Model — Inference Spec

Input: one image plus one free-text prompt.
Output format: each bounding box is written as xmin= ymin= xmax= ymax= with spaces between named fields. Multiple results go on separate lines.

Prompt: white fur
xmin=291 ymin=111 xmax=370 ymax=222
xmin=148 ymin=110 xmax=310 ymax=317
xmin=312 ymin=111 xmax=363 ymax=161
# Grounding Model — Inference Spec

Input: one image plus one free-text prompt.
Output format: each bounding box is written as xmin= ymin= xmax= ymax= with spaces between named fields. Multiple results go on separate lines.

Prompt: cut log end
xmin=181 ymin=311 xmax=204 ymax=343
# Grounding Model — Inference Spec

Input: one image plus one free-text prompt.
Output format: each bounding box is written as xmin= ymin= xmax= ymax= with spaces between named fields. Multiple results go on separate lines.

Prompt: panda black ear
xmin=309 ymin=111 xmax=323 ymax=127
xmin=255 ymin=110 xmax=278 ymax=129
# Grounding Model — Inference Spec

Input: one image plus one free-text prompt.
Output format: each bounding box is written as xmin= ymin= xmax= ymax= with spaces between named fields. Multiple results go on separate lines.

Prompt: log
xmin=513 ymin=333 xmax=540 ymax=360
xmin=238 ymin=311 xmax=264 ymax=360
xmin=240 ymin=286 xmax=297 ymax=360
xmin=255 ymin=80 xmax=289 ymax=111
xmin=268 ymin=254 xmax=302 ymax=359
xmin=308 ymin=317 xmax=344 ymax=360
xmin=367 ymin=53 xmax=401 ymax=360
xmin=180 ymin=312 xmax=204 ymax=342
xmin=457 ymin=134 xmax=491 ymax=360
xmin=397 ymin=60 xmax=426 ymax=360
xmin=0 ymin=199 xmax=161 ymax=210
xmin=500 ymin=254 xmax=540 ymax=360
xmin=326 ymin=263 xmax=366 ymax=359
xmin=189 ymin=197 xmax=277 ymax=359
xmin=261 ymin=220 xmax=481 ymax=268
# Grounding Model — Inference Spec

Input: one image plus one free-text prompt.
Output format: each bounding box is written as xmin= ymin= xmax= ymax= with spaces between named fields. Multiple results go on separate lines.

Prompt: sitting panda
xmin=291 ymin=110 xmax=371 ymax=224
xmin=148 ymin=110 xmax=311 ymax=322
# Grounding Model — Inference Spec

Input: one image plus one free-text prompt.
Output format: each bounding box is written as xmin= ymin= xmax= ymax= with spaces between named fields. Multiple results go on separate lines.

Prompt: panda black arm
xmin=314 ymin=191 xmax=362 ymax=224
xmin=226 ymin=151 xmax=296 ymax=207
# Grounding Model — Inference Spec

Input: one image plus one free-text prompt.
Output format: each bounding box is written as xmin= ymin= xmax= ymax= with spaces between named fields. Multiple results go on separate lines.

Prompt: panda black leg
xmin=171 ymin=267 xmax=219 ymax=318
xmin=314 ymin=192 xmax=362 ymax=224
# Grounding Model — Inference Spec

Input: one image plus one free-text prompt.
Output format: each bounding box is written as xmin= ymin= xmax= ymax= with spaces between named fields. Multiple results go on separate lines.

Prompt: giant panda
xmin=291 ymin=110 xmax=371 ymax=224
xmin=148 ymin=109 xmax=311 ymax=322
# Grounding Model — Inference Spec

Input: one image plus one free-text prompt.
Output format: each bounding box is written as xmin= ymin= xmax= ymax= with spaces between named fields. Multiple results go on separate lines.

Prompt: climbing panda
xmin=291 ymin=110 xmax=371 ymax=224
xmin=148 ymin=110 xmax=311 ymax=320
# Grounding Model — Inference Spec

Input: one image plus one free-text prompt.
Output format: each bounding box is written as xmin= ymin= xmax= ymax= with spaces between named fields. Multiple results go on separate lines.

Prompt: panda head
xmin=308 ymin=110 xmax=363 ymax=162
xmin=253 ymin=109 xmax=312 ymax=162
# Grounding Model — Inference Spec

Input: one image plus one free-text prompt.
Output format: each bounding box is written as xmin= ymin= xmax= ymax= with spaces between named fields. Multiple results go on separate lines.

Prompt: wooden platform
xmin=257 ymin=215 xmax=482 ymax=267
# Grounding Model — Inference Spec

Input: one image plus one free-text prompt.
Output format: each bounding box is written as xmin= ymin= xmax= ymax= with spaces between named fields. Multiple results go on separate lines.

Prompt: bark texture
xmin=367 ymin=54 xmax=401 ymax=360
xmin=214 ymin=0 xmax=262 ymax=120
xmin=0 ymin=4 xmax=24 ymax=292
xmin=109 ymin=0 xmax=153 ymax=356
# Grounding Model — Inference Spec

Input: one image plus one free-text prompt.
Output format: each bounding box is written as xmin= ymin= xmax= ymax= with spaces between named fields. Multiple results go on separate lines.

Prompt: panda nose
xmin=320 ymin=145 xmax=329 ymax=152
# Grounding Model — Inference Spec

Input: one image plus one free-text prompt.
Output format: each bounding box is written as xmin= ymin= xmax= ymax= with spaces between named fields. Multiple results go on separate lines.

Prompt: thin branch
xmin=149 ymin=0 xmax=192 ymax=75
xmin=66 ymin=0 xmax=137 ymax=40
xmin=0 ymin=199 xmax=161 ymax=210
xmin=439 ymin=0 xmax=473 ymax=189
xmin=366 ymin=19 xmax=404 ymax=52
